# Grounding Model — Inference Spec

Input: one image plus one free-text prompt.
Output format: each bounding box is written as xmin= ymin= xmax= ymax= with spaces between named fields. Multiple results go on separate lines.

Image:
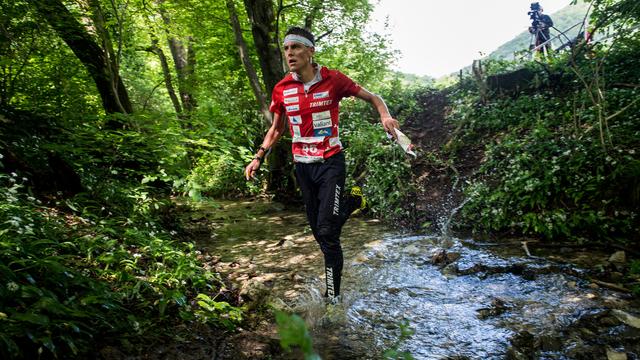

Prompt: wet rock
xmin=609 ymin=251 xmax=626 ymax=265
xmin=239 ymin=279 xmax=270 ymax=308
xmin=364 ymin=240 xmax=383 ymax=248
xmin=477 ymin=297 xmax=511 ymax=319
xmin=610 ymin=272 xmax=625 ymax=283
xmin=506 ymin=330 xmax=535 ymax=360
xmin=383 ymin=321 xmax=398 ymax=330
xmin=268 ymin=297 xmax=290 ymax=312
xmin=404 ymin=244 xmax=421 ymax=255
xmin=510 ymin=330 xmax=535 ymax=349
xmin=442 ymin=263 xmax=459 ymax=277
xmin=612 ymin=309 xmax=640 ymax=329
xmin=431 ymin=249 xmax=460 ymax=268
xmin=290 ymin=272 xmax=305 ymax=283
xmin=374 ymin=250 xmax=386 ymax=259
xmin=606 ymin=348 xmax=628 ymax=360
xmin=352 ymin=253 xmax=369 ymax=265
xmin=565 ymin=342 xmax=604 ymax=359
xmin=386 ymin=287 xmax=402 ymax=295
xmin=579 ymin=327 xmax=596 ymax=337
xmin=431 ymin=248 xmax=447 ymax=266
xmin=446 ymin=251 xmax=461 ymax=263
xmin=537 ymin=332 xmax=563 ymax=352
xmin=599 ymin=314 xmax=621 ymax=327
xmin=521 ymin=269 xmax=537 ymax=281
xmin=440 ymin=237 xmax=455 ymax=248
xmin=456 ymin=263 xmax=485 ymax=275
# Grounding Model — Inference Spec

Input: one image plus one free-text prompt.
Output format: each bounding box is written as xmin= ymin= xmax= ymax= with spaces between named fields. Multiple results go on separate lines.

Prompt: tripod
xmin=529 ymin=24 xmax=552 ymax=58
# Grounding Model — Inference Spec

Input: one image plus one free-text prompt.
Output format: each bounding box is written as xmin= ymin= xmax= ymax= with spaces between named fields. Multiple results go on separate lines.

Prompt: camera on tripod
xmin=528 ymin=2 xmax=541 ymax=22
xmin=528 ymin=2 xmax=542 ymax=32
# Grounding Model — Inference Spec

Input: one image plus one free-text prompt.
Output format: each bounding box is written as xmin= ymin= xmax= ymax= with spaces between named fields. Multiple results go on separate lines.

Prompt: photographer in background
xmin=528 ymin=3 xmax=554 ymax=52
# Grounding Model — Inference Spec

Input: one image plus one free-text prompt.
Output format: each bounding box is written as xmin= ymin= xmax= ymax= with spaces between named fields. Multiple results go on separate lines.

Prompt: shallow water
xmin=190 ymin=199 xmax=639 ymax=359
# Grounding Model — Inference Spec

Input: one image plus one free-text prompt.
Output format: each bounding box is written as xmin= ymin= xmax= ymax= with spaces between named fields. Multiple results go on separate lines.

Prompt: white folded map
xmin=393 ymin=128 xmax=416 ymax=157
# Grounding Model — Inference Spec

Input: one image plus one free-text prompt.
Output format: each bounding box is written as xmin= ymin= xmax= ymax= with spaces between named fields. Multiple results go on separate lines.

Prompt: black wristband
xmin=254 ymin=155 xmax=263 ymax=162
xmin=259 ymin=146 xmax=269 ymax=153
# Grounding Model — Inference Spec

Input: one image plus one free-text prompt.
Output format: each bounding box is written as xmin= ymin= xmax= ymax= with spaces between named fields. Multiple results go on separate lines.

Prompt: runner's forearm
xmin=369 ymin=93 xmax=392 ymax=120
xmin=354 ymin=88 xmax=392 ymax=121
xmin=255 ymin=112 xmax=286 ymax=158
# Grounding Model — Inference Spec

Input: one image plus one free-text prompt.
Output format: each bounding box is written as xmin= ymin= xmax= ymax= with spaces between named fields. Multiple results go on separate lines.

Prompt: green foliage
xmin=383 ymin=320 xmax=415 ymax=360
xmin=452 ymin=33 xmax=640 ymax=243
xmin=590 ymin=0 xmax=640 ymax=32
xmin=0 ymin=171 xmax=243 ymax=359
xmin=0 ymin=0 xmax=100 ymax=115
xmin=167 ymin=107 xmax=264 ymax=199
xmin=185 ymin=151 xmax=251 ymax=199
xmin=195 ymin=294 xmax=243 ymax=329
xmin=0 ymin=108 xmax=247 ymax=358
xmin=341 ymin=82 xmax=420 ymax=220
xmin=274 ymin=310 xmax=320 ymax=360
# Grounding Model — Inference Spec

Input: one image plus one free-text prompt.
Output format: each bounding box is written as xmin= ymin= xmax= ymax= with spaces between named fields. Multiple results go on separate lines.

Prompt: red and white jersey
xmin=270 ymin=66 xmax=361 ymax=163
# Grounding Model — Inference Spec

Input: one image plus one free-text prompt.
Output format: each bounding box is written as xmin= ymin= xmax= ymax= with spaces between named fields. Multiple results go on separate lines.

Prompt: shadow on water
xmin=189 ymin=199 xmax=640 ymax=359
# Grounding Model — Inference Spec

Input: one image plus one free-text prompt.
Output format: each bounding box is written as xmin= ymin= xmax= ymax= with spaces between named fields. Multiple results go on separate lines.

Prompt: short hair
xmin=285 ymin=27 xmax=315 ymax=46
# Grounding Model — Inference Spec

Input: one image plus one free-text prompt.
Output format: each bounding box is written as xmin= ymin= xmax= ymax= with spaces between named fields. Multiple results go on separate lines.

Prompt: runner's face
xmin=284 ymin=41 xmax=313 ymax=72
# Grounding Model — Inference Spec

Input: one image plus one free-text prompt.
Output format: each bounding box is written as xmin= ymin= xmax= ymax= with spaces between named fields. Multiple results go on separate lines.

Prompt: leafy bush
xmin=0 ymin=172 xmax=243 ymax=359
xmin=341 ymin=84 xmax=417 ymax=220
xmin=452 ymin=41 xmax=640 ymax=243
xmin=185 ymin=149 xmax=258 ymax=199
xmin=0 ymin=110 xmax=246 ymax=358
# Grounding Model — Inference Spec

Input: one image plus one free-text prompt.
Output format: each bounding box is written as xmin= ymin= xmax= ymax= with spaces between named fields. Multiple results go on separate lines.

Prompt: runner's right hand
xmin=244 ymin=159 xmax=261 ymax=180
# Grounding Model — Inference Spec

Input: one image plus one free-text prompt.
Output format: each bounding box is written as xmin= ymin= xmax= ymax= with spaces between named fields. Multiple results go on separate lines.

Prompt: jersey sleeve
xmin=334 ymin=71 xmax=362 ymax=99
xmin=269 ymin=85 xmax=285 ymax=115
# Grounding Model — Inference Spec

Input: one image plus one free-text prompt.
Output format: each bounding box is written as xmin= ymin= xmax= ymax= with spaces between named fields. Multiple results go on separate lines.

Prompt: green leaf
xmin=275 ymin=310 xmax=315 ymax=355
xmin=12 ymin=312 xmax=50 ymax=326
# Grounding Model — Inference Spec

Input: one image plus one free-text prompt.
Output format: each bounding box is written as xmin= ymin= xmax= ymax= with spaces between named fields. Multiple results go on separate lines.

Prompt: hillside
xmin=489 ymin=2 xmax=591 ymax=59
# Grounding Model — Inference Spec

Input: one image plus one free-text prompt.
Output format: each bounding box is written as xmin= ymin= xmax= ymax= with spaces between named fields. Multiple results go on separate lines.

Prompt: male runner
xmin=244 ymin=26 xmax=400 ymax=302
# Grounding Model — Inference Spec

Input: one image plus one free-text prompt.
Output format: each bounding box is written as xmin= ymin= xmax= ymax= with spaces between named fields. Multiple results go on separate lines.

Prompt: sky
xmin=368 ymin=0 xmax=572 ymax=78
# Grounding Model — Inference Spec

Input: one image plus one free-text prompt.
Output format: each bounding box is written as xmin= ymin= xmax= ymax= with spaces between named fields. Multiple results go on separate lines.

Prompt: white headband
xmin=283 ymin=34 xmax=314 ymax=48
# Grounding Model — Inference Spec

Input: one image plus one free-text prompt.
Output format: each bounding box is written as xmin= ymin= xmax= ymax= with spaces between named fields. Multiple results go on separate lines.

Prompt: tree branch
xmin=315 ymin=29 xmax=332 ymax=43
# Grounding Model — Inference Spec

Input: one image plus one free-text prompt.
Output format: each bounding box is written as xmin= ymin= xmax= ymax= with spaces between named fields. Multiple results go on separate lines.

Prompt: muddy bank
xmin=402 ymin=89 xmax=483 ymax=233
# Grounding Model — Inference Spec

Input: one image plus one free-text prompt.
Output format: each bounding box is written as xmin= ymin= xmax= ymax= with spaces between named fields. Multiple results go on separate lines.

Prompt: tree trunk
xmin=226 ymin=0 xmax=271 ymax=125
xmin=242 ymin=0 xmax=284 ymax=92
xmin=148 ymin=39 xmax=182 ymax=115
xmin=30 ymin=0 xmax=132 ymax=114
xmin=160 ymin=9 xmax=197 ymax=116
xmin=86 ymin=0 xmax=131 ymax=114
xmin=241 ymin=0 xmax=294 ymax=201
xmin=185 ymin=37 xmax=197 ymax=110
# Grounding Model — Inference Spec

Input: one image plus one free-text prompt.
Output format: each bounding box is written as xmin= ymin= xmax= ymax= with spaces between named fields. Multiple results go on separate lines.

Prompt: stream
xmin=186 ymin=199 xmax=640 ymax=359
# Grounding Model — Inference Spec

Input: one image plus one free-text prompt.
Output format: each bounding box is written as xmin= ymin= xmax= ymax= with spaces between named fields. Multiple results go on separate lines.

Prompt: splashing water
xmin=440 ymin=197 xmax=470 ymax=241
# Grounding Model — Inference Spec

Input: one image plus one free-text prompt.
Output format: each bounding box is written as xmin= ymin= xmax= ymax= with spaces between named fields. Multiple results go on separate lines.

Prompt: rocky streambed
xmin=183 ymin=199 xmax=640 ymax=359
